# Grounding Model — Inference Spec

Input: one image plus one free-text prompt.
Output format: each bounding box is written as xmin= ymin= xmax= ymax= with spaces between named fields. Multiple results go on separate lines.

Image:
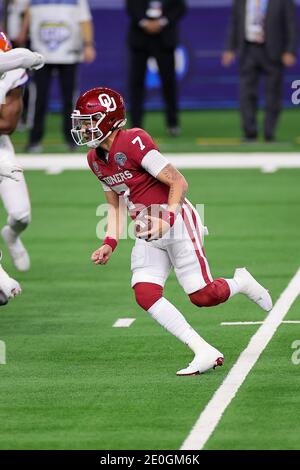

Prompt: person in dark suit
xmin=126 ymin=0 xmax=186 ymax=136
xmin=222 ymin=0 xmax=298 ymax=142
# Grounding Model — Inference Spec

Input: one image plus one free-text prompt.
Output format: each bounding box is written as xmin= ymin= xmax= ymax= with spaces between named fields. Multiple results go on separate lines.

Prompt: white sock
xmin=148 ymin=297 xmax=215 ymax=355
xmin=224 ymin=278 xmax=240 ymax=297
xmin=4 ymin=225 xmax=18 ymax=243
xmin=6 ymin=213 xmax=29 ymax=240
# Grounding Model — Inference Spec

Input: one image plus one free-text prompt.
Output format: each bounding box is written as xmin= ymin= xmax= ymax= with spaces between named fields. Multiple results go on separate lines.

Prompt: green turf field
xmin=12 ymin=109 xmax=300 ymax=154
xmin=0 ymin=168 xmax=299 ymax=450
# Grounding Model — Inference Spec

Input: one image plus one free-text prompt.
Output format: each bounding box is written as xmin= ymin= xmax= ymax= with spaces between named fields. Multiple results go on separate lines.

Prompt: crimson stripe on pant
xmin=181 ymin=206 xmax=211 ymax=285
xmin=184 ymin=200 xmax=212 ymax=280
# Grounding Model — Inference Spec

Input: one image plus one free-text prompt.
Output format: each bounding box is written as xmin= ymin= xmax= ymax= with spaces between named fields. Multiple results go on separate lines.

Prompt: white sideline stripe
xmin=221 ymin=320 xmax=300 ymax=326
xmin=260 ymin=166 xmax=278 ymax=174
xmin=113 ymin=318 xmax=136 ymax=328
xmin=16 ymin=153 xmax=300 ymax=171
xmin=45 ymin=167 xmax=63 ymax=175
xmin=180 ymin=268 xmax=300 ymax=450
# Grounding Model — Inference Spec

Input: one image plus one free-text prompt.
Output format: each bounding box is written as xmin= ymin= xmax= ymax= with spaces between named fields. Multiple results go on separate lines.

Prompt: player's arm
xmin=156 ymin=163 xmax=188 ymax=215
xmin=0 ymin=48 xmax=44 ymax=75
xmin=0 ymin=87 xmax=23 ymax=134
xmin=13 ymin=7 xmax=30 ymax=46
xmin=91 ymin=190 xmax=124 ymax=265
xmin=132 ymin=130 xmax=188 ymax=240
xmin=0 ymin=88 xmax=23 ymax=181
xmin=137 ymin=139 xmax=188 ymax=215
xmin=144 ymin=163 xmax=188 ymax=241
xmin=80 ymin=21 xmax=96 ymax=63
xmin=103 ymin=189 xmax=124 ymax=242
xmin=221 ymin=0 xmax=238 ymax=67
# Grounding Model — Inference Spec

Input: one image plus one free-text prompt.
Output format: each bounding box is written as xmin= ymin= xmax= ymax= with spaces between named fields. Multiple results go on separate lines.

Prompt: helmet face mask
xmin=71 ymin=111 xmax=106 ymax=147
xmin=71 ymin=87 xmax=127 ymax=148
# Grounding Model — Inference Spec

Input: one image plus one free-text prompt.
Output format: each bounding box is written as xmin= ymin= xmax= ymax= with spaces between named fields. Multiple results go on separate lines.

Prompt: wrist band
xmin=103 ymin=237 xmax=118 ymax=252
xmin=161 ymin=211 xmax=175 ymax=227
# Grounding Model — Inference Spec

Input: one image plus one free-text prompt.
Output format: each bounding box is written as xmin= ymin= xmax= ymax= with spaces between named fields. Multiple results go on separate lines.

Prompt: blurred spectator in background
xmin=6 ymin=0 xmax=29 ymax=47
xmin=20 ymin=0 xmax=96 ymax=152
xmin=6 ymin=0 xmax=31 ymax=129
xmin=222 ymin=0 xmax=298 ymax=142
xmin=126 ymin=0 xmax=186 ymax=137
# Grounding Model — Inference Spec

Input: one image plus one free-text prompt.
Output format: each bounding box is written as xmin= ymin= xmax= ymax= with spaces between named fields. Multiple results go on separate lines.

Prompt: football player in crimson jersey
xmin=71 ymin=87 xmax=273 ymax=376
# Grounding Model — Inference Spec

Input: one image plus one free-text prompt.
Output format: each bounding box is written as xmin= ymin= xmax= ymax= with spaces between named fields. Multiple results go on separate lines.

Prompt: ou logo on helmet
xmin=98 ymin=93 xmax=117 ymax=112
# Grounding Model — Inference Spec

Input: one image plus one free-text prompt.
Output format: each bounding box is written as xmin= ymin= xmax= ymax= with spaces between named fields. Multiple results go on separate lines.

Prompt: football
xmin=134 ymin=206 xmax=153 ymax=240
xmin=134 ymin=204 xmax=166 ymax=240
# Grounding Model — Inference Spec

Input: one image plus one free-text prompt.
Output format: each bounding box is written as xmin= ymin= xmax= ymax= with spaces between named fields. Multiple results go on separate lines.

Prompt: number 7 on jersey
xmin=132 ymin=136 xmax=146 ymax=151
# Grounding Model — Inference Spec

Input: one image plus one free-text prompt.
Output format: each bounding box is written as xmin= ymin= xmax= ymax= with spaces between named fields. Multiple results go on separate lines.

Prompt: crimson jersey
xmin=87 ymin=128 xmax=170 ymax=217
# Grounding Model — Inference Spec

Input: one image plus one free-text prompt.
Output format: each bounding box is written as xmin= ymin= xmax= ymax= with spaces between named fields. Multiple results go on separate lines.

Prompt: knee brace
xmin=7 ymin=211 xmax=31 ymax=233
xmin=189 ymin=279 xmax=230 ymax=307
xmin=134 ymin=282 xmax=163 ymax=311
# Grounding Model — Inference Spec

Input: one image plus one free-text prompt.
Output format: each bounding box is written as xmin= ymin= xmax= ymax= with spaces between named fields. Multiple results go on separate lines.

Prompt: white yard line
xmin=113 ymin=318 xmax=136 ymax=328
xmin=221 ymin=320 xmax=300 ymax=326
xmin=180 ymin=268 xmax=300 ymax=450
xmin=16 ymin=153 xmax=300 ymax=172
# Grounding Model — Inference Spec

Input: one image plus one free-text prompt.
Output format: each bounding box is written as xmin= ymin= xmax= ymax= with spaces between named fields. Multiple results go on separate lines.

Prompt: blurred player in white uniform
xmin=0 ymin=160 xmax=22 ymax=305
xmin=0 ymin=32 xmax=44 ymax=272
xmin=0 ymin=32 xmax=44 ymax=303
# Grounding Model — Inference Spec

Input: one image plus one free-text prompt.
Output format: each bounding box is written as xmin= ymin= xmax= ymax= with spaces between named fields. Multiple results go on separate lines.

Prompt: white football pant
xmin=0 ymin=135 xmax=31 ymax=231
xmin=131 ymin=200 xmax=212 ymax=293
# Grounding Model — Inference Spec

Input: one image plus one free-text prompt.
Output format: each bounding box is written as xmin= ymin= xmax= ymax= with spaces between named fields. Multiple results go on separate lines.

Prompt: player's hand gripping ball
xmin=134 ymin=206 xmax=153 ymax=240
xmin=134 ymin=205 xmax=171 ymax=241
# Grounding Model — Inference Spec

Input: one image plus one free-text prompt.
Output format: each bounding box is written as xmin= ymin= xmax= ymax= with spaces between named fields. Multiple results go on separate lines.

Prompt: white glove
xmin=29 ymin=52 xmax=45 ymax=70
xmin=0 ymin=158 xmax=23 ymax=182
xmin=0 ymin=48 xmax=45 ymax=74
